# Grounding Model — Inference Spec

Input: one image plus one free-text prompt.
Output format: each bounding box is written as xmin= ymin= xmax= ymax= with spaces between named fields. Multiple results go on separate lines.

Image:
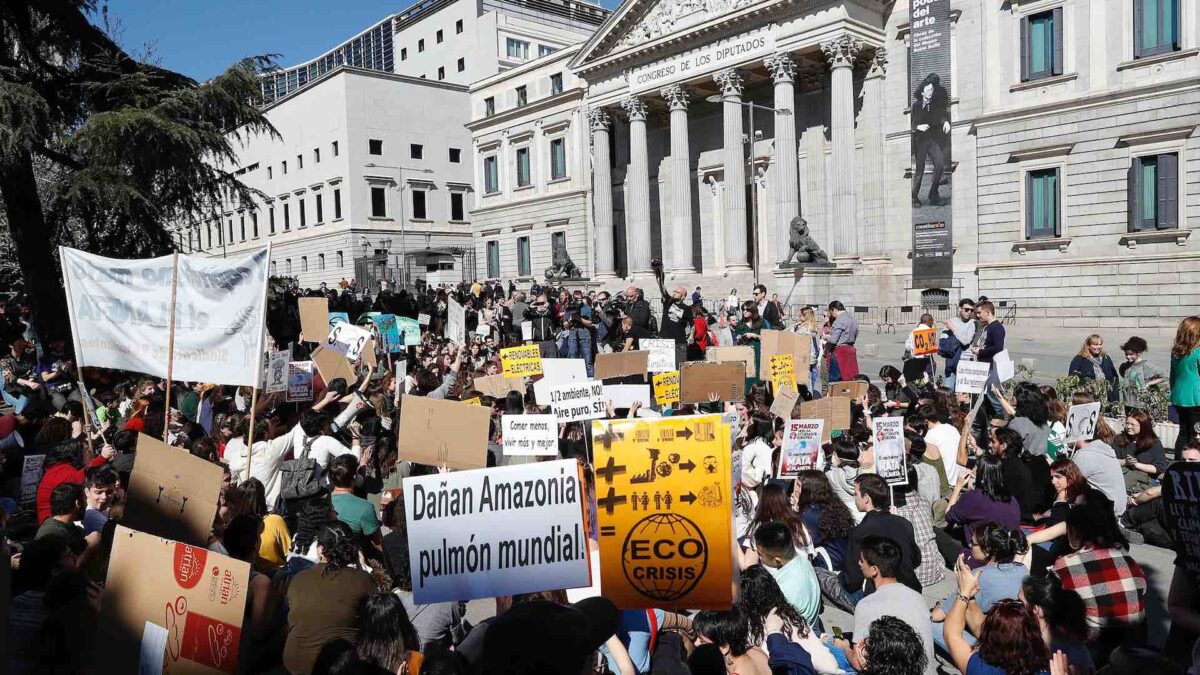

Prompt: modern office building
xmin=181 ymin=0 xmax=609 ymax=289
xmin=468 ymin=45 xmax=595 ymax=281
xmin=499 ymin=0 xmax=1195 ymax=330
xmin=174 ymin=67 xmax=475 ymax=289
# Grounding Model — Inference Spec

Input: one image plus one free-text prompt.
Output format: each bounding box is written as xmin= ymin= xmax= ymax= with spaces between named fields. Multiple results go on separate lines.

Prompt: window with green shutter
xmin=1129 ymin=153 xmax=1179 ymax=230
xmin=1026 ymin=168 xmax=1061 ymax=239
xmin=518 ymin=236 xmax=531 ymax=276
xmin=1021 ymin=8 xmax=1063 ymax=81
xmin=1135 ymin=0 xmax=1180 ymax=58
xmin=487 ymin=241 xmax=500 ymax=278
xmin=516 ymin=147 xmax=531 ymax=187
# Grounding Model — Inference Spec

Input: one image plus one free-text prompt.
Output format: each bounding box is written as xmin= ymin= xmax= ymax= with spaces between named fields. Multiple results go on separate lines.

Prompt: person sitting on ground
xmin=753 ymin=521 xmax=822 ymax=630
xmin=941 ymin=453 xmax=1019 ymax=567
xmin=988 ymin=425 xmax=1050 ymax=524
xmin=918 ymin=403 xmax=964 ymax=488
xmin=35 ymin=482 xmax=88 ymax=565
xmin=1053 ymin=492 xmax=1147 ymax=663
xmin=1123 ymin=441 xmax=1200 ymax=548
xmin=1113 ymin=409 xmax=1168 ymax=494
xmin=825 ymin=436 xmax=864 ymax=524
xmin=793 ymin=469 xmax=854 ymax=572
xmin=35 ymin=422 xmax=112 ymax=524
xmin=479 ymin=597 xmax=623 ymax=675
xmin=694 ymin=606 xmax=815 ymax=675
xmin=831 ymin=536 xmax=936 ymax=675
xmin=739 ymin=564 xmax=840 ymax=674
xmin=931 ymin=521 xmax=1029 ymax=652
xmin=816 ymin=474 xmax=922 ymax=612
xmin=854 ymin=615 xmax=929 ymax=675
xmin=1020 ymin=575 xmax=1096 ymax=674
xmin=944 ymin=553 xmax=1053 ymax=675
xmin=890 ymin=464 xmax=945 ymax=588
xmin=1065 ymin=393 xmax=1127 ymax=519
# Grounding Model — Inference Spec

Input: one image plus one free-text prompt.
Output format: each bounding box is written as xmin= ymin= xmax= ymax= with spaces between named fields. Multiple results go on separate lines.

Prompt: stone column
xmin=589 ymin=108 xmax=617 ymax=278
xmin=714 ymin=68 xmax=749 ymax=270
xmin=821 ymin=35 xmax=861 ymax=259
xmin=661 ymin=84 xmax=695 ymax=273
xmin=621 ymin=96 xmax=652 ymax=275
xmin=860 ymin=48 xmax=888 ymax=258
xmin=765 ymin=53 xmax=799 ymax=265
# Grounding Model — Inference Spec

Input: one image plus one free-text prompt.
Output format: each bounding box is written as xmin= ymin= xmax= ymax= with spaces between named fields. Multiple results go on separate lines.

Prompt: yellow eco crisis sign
xmin=591 ymin=414 xmax=734 ymax=610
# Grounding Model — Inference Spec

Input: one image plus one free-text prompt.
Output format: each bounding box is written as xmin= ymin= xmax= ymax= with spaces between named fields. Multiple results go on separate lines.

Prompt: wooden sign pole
xmin=162 ymin=252 xmax=180 ymax=443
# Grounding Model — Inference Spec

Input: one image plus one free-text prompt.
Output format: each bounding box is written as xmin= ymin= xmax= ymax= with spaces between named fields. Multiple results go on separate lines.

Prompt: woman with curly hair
xmin=738 ymin=564 xmax=840 ymax=674
xmin=793 ymin=469 xmax=854 ymax=570
xmin=946 ymin=555 xmax=1052 ymax=675
xmin=856 ymin=615 xmax=929 ymax=675
xmin=284 ymin=521 xmax=377 ymax=675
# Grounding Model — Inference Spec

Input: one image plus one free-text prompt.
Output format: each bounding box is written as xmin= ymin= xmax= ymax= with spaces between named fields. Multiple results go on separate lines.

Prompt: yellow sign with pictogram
xmin=500 ymin=344 xmax=543 ymax=377
xmin=769 ymin=353 xmax=797 ymax=394
xmin=653 ymin=371 xmax=680 ymax=406
xmin=591 ymin=415 xmax=734 ymax=610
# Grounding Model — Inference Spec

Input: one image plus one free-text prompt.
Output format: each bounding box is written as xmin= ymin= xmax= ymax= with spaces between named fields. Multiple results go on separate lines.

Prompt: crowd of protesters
xmin=1 ymin=268 xmax=1199 ymax=675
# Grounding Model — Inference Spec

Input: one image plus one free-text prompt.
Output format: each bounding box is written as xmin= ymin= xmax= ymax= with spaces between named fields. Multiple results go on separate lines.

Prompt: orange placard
xmin=591 ymin=415 xmax=734 ymax=610
xmin=911 ymin=327 xmax=938 ymax=357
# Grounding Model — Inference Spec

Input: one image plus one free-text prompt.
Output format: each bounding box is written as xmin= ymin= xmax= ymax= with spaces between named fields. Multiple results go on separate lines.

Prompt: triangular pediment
xmin=571 ymin=0 xmax=775 ymax=70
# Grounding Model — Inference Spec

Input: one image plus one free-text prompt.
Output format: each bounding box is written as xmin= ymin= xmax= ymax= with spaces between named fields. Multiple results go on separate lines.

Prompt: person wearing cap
xmin=476 ymin=597 xmax=620 ymax=675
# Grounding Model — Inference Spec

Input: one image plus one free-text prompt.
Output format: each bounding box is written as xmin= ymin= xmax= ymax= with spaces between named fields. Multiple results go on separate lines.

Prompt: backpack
xmin=280 ymin=434 xmax=322 ymax=500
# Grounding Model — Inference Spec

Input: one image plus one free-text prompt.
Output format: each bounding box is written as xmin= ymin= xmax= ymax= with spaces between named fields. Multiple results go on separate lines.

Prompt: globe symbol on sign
xmin=621 ymin=513 xmax=708 ymax=602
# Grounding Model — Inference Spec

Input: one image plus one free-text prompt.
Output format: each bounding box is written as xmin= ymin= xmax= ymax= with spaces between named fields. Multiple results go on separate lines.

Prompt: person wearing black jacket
xmin=523 ymin=292 xmax=557 ymax=343
xmin=753 ymin=284 xmax=781 ymax=327
xmin=622 ymin=285 xmax=653 ymax=333
xmin=911 ymin=72 xmax=950 ymax=207
xmin=815 ymin=473 xmax=923 ymax=612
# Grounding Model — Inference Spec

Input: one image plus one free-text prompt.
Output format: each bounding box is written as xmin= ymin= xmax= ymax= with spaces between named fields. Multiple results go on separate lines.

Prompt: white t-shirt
xmin=224 ymin=434 xmax=295 ymax=509
xmin=288 ymin=426 xmax=360 ymax=469
xmin=924 ymin=423 xmax=962 ymax=484
xmin=853 ymin=582 xmax=936 ymax=675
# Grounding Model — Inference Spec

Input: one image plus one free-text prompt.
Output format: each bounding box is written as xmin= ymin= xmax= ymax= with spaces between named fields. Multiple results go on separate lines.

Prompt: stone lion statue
xmin=783 ymin=216 xmax=830 ymax=266
xmin=544 ymin=239 xmax=583 ymax=280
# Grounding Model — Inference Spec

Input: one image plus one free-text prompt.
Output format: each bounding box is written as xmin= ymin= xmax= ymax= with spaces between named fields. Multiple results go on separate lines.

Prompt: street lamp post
xmin=706 ymin=94 xmax=789 ymax=283
xmin=365 ymin=162 xmax=434 ymax=291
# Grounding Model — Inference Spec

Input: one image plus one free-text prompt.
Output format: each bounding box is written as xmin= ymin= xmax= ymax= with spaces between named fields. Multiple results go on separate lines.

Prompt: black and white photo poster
xmin=910 ymin=0 xmax=954 ymax=288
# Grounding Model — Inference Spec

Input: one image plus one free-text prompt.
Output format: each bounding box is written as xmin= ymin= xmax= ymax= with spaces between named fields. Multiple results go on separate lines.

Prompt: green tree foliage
xmin=0 ymin=0 xmax=275 ymax=338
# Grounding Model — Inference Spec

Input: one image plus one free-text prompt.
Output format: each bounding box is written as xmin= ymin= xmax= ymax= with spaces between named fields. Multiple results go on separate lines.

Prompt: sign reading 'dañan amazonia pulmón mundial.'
xmin=628 ymin=27 xmax=775 ymax=94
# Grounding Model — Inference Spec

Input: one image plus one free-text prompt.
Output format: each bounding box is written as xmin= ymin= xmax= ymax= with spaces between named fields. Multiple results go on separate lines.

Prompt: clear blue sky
xmin=105 ymin=0 xmax=619 ymax=82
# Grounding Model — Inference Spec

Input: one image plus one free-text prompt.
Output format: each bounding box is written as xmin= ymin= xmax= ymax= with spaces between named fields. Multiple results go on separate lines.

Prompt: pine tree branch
xmin=33 ymin=144 xmax=85 ymax=171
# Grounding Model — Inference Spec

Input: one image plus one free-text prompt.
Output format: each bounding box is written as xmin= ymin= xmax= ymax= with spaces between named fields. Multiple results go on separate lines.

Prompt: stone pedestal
xmin=773 ymin=265 xmax=855 ymax=307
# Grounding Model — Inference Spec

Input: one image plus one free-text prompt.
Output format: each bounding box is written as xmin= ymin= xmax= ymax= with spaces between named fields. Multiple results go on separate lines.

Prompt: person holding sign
xmin=902 ymin=313 xmax=936 ymax=382
xmin=969 ymin=301 xmax=1006 ymax=421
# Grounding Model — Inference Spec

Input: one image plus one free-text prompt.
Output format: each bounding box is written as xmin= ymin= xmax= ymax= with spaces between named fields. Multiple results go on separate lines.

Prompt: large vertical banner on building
xmin=910 ymin=0 xmax=953 ymax=288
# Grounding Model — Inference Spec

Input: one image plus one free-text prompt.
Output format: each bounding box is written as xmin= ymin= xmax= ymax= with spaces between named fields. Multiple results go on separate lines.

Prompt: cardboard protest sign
xmin=418 ymin=313 xmax=431 ymax=326
xmin=706 ymin=346 xmax=755 ymax=377
xmin=264 ymin=349 xmax=290 ymax=394
xmin=779 ymin=420 xmax=824 ymax=478
xmin=124 ymin=434 xmax=225 ymax=547
xmin=604 ymin=384 xmax=652 ymax=409
xmin=476 ymin=322 xmax=492 ymax=338
xmin=679 ymin=361 xmax=744 ymax=403
xmin=769 ymin=354 xmax=797 ymax=394
xmin=311 ymin=344 xmax=357 ymax=386
xmin=1064 ymin=402 xmax=1103 ymax=444
xmin=501 ymin=344 xmax=543 ymax=377
xmin=299 ymin=297 xmax=329 ymax=342
xmin=20 ymin=454 xmax=45 ymax=505
xmin=653 ymin=371 xmax=680 ymax=406
xmin=325 ymin=322 xmax=372 ymax=361
xmin=60 ymin=247 xmax=269 ymax=388
xmin=641 ymin=339 xmax=677 ymax=373
xmin=447 ymin=298 xmax=466 ymax=344
xmin=328 ymin=311 xmax=350 ymax=326
xmin=760 ymin=330 xmax=812 ymax=382
xmin=595 ymin=351 xmax=649 ymax=380
xmin=1161 ymin=462 xmax=1200 ymax=581
xmin=872 ymin=416 xmax=908 ymax=485
xmin=592 ymin=415 xmax=734 ymax=609
xmin=97 ymin=525 xmax=250 ymax=674
xmin=769 ymin=386 xmax=799 ymax=420
xmin=286 ymin=361 xmax=314 ymax=402
xmin=546 ymin=380 xmax=607 ymax=423
xmin=502 ymin=414 xmax=559 ymax=457
xmin=398 ymin=395 xmax=491 ymax=469
xmin=954 ymin=361 xmax=991 ymax=395
xmin=521 ymin=320 xmax=533 ymax=342
xmin=404 ymin=460 xmax=591 ymax=604
xmin=911 ymin=328 xmax=938 ymax=357
xmin=473 ymin=374 xmax=524 ymax=399
xmin=534 ymin=358 xmax=589 ymax=405
xmin=799 ymin=397 xmax=852 ymax=442
xmin=828 ymin=380 xmax=868 ymax=400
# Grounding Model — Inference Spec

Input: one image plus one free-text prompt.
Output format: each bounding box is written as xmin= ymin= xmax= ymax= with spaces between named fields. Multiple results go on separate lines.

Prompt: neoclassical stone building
xmin=522 ymin=0 xmax=1200 ymax=330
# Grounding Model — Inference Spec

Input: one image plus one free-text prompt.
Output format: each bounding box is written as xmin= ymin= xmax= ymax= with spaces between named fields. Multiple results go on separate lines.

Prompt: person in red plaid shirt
xmin=1053 ymin=493 xmax=1147 ymax=657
